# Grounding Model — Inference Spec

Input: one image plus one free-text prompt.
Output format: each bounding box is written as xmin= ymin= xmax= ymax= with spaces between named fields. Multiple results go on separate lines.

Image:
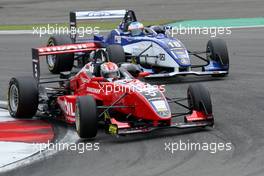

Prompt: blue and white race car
xmin=46 ymin=10 xmax=229 ymax=78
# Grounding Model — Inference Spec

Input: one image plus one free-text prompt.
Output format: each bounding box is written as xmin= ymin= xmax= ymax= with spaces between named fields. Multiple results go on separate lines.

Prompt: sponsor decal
xmin=58 ymin=99 xmax=75 ymax=116
xmin=174 ymin=51 xmax=185 ymax=55
xmin=151 ymin=100 xmax=168 ymax=112
xmin=64 ymin=101 xmax=75 ymax=116
xmin=85 ymin=11 xmax=111 ymax=17
xmin=108 ymin=124 xmax=118 ymax=135
xmin=76 ymin=10 xmax=126 ymax=20
xmin=168 ymin=41 xmax=182 ymax=48
xmin=38 ymin=43 xmax=96 ymax=53
xmin=87 ymin=87 xmax=101 ymax=94
xmin=160 ymin=53 xmax=166 ymax=61
xmin=114 ymin=36 xmax=122 ymax=44
xmin=33 ymin=62 xmax=38 ymax=78
xmin=80 ymin=77 xmax=89 ymax=83
xmin=179 ymin=58 xmax=190 ymax=65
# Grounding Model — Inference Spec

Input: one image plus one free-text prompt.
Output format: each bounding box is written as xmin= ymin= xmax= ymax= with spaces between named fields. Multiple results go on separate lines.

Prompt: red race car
xmin=8 ymin=42 xmax=214 ymax=138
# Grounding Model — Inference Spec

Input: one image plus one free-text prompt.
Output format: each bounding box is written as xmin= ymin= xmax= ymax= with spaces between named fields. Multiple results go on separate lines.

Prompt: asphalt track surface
xmin=0 ymin=27 xmax=264 ymax=176
xmin=1 ymin=0 xmax=264 ymax=24
xmin=1 ymin=0 xmax=264 ymax=175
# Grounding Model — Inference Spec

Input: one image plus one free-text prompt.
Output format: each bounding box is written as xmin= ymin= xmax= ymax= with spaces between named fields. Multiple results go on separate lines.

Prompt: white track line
xmin=0 ymin=101 xmax=7 ymax=109
xmin=0 ymin=108 xmax=38 ymax=168
xmin=0 ymin=101 xmax=11 ymax=122
xmin=0 ymin=108 xmax=12 ymax=122
xmin=0 ymin=101 xmax=7 ymax=105
xmin=0 ymin=30 xmax=33 ymax=35
xmin=0 ymin=103 xmax=77 ymax=173
xmin=0 ymin=128 xmax=76 ymax=173
xmin=0 ymin=142 xmax=40 ymax=168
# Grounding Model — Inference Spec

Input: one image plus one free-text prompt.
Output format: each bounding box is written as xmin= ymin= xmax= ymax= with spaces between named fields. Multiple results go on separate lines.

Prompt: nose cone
xmin=137 ymin=85 xmax=171 ymax=119
xmin=165 ymin=39 xmax=191 ymax=67
xmin=149 ymin=99 xmax=171 ymax=118
xmin=171 ymin=49 xmax=191 ymax=66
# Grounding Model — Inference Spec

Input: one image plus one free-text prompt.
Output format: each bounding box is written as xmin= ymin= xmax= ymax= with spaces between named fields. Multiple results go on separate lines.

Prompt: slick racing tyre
xmin=106 ymin=44 xmax=126 ymax=64
xmin=206 ymin=38 xmax=229 ymax=77
xmin=8 ymin=77 xmax=39 ymax=118
xmin=75 ymin=96 xmax=98 ymax=138
xmin=46 ymin=35 xmax=74 ymax=74
xmin=187 ymin=84 xmax=212 ymax=115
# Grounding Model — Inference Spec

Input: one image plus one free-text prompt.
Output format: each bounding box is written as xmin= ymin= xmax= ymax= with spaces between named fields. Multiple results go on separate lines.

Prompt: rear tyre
xmin=75 ymin=96 xmax=98 ymax=138
xmin=106 ymin=44 xmax=126 ymax=63
xmin=187 ymin=84 xmax=212 ymax=115
xmin=46 ymin=35 xmax=74 ymax=74
xmin=206 ymin=38 xmax=229 ymax=77
xmin=8 ymin=77 xmax=39 ymax=118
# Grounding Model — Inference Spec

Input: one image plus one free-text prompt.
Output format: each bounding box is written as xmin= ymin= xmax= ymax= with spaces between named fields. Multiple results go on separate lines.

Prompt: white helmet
xmin=100 ymin=62 xmax=120 ymax=79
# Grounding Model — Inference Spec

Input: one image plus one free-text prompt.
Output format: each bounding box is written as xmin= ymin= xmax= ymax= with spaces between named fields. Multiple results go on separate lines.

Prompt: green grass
xmin=0 ymin=20 xmax=174 ymax=30
xmin=168 ymin=17 xmax=264 ymax=28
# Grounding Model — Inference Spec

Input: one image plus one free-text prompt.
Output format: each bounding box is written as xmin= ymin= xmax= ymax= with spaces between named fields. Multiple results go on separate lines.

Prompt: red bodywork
xmin=58 ymin=66 xmax=171 ymax=125
xmin=32 ymin=42 xmax=214 ymax=135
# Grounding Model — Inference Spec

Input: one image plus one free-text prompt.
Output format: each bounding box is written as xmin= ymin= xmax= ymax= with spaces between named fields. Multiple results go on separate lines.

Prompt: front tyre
xmin=187 ymin=84 xmax=212 ymax=115
xmin=75 ymin=96 xmax=98 ymax=138
xmin=206 ymin=38 xmax=229 ymax=77
xmin=8 ymin=77 xmax=39 ymax=118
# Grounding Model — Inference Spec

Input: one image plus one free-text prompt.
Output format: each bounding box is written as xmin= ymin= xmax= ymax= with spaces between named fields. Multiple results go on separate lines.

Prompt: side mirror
xmin=164 ymin=25 xmax=173 ymax=30
xmin=138 ymin=72 xmax=150 ymax=78
xmin=120 ymin=63 xmax=141 ymax=77
xmin=91 ymin=77 xmax=105 ymax=82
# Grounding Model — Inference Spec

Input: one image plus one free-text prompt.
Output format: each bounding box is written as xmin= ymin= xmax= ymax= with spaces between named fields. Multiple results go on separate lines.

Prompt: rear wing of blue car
xmin=69 ymin=9 xmax=137 ymax=41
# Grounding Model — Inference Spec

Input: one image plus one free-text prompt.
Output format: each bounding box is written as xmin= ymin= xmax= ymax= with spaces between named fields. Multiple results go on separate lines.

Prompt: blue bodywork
xmin=70 ymin=9 xmax=228 ymax=76
xmin=91 ymin=26 xmax=228 ymax=73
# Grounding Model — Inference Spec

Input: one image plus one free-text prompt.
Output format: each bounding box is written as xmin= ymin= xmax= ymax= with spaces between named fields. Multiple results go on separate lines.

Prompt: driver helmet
xmin=128 ymin=22 xmax=144 ymax=36
xmin=100 ymin=62 xmax=120 ymax=79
